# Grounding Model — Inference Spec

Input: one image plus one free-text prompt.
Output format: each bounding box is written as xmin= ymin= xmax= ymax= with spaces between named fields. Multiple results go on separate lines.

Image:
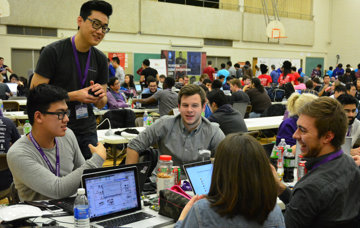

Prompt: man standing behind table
xmin=31 ymin=0 xmax=112 ymax=159
xmin=126 ymin=84 xmax=225 ymax=166
xmin=140 ymin=59 xmax=159 ymax=88
xmin=132 ymin=77 xmax=177 ymax=116
xmin=272 ymin=97 xmax=360 ymax=227
xmin=111 ymin=56 xmax=125 ymax=84
xmin=7 ymin=84 xmax=106 ymax=202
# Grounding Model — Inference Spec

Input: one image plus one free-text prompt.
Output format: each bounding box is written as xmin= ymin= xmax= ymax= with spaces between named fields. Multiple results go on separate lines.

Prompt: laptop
xmin=135 ymin=84 xmax=142 ymax=93
xmin=183 ymin=161 xmax=213 ymax=195
xmin=49 ymin=162 xmax=152 ymax=214
xmin=82 ymin=166 xmax=172 ymax=227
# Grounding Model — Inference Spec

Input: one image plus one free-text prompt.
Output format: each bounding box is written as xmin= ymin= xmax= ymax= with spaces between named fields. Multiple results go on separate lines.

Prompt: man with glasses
xmin=337 ymin=94 xmax=360 ymax=156
xmin=31 ymin=0 xmax=112 ymax=159
xmin=7 ymin=84 xmax=106 ymax=201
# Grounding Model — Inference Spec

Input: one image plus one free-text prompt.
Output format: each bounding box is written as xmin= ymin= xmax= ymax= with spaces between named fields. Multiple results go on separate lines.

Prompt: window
xmin=7 ymin=25 xmax=57 ymax=37
xmin=158 ymin=0 xmax=220 ymax=9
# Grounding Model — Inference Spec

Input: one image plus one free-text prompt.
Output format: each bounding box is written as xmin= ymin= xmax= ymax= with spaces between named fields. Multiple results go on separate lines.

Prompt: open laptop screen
xmin=6 ymin=83 xmax=17 ymax=94
xmin=82 ymin=167 xmax=141 ymax=221
xmin=183 ymin=161 xmax=213 ymax=195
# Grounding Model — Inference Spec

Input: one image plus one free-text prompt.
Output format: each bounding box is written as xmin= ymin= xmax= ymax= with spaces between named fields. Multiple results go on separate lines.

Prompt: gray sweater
xmin=7 ymin=129 xmax=104 ymax=201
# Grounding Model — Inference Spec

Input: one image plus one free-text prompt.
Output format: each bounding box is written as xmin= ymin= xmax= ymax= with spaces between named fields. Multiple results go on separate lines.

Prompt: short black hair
xmin=111 ymin=56 xmax=120 ymax=64
xmin=329 ymin=66 xmax=333 ymax=70
xmin=317 ymin=64 xmax=322 ymax=68
xmin=9 ymin=74 xmax=18 ymax=81
xmin=159 ymin=74 xmax=166 ymax=79
xmin=335 ymin=84 xmax=347 ymax=93
xmin=80 ymin=0 xmax=113 ymax=20
xmin=323 ymin=74 xmax=330 ymax=79
xmin=163 ymin=77 xmax=175 ymax=88
xmin=218 ymin=75 xmax=225 ymax=80
xmin=346 ymin=83 xmax=355 ymax=91
xmin=260 ymin=64 xmax=268 ymax=74
xmin=203 ymin=79 xmax=212 ymax=85
xmin=337 ymin=94 xmax=359 ymax=107
xmin=291 ymin=66 xmax=297 ymax=71
xmin=0 ymin=57 xmax=3 ymax=60
xmin=147 ymin=76 xmax=157 ymax=85
xmin=297 ymin=77 xmax=304 ymax=83
xmin=338 ymin=63 xmax=343 ymax=68
xmin=221 ymin=63 xmax=226 ymax=69
xmin=212 ymin=80 xmax=223 ymax=89
xmin=107 ymin=77 xmax=118 ymax=87
xmin=227 ymin=61 xmax=232 ymax=67
xmin=208 ymin=60 xmax=212 ymax=65
xmin=245 ymin=61 xmax=250 ymax=65
xmin=234 ymin=63 xmax=240 ymax=68
xmin=143 ymin=59 xmax=150 ymax=67
xmin=207 ymin=90 xmax=228 ymax=108
xmin=305 ymin=80 xmax=313 ymax=89
xmin=27 ymin=84 xmax=69 ymax=125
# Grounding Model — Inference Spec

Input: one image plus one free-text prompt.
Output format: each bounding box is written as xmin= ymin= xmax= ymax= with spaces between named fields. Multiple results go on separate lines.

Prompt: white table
xmin=5 ymin=99 xmax=27 ymax=106
xmin=93 ymin=108 xmax=159 ymax=116
xmin=272 ymin=100 xmax=287 ymax=105
xmin=3 ymin=111 xmax=28 ymax=120
xmin=245 ymin=116 xmax=283 ymax=131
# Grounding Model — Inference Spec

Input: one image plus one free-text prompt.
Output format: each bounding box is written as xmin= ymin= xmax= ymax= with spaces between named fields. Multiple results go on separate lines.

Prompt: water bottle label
xmin=74 ymin=206 xmax=89 ymax=219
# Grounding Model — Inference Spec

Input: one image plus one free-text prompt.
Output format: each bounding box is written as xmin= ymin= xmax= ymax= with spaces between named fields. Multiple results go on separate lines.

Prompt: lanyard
xmin=29 ymin=132 xmax=60 ymax=176
xmin=71 ymin=36 xmax=92 ymax=88
xmin=311 ymin=150 xmax=343 ymax=171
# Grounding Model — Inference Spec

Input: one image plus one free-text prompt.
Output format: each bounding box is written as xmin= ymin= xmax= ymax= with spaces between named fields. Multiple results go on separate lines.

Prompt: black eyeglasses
xmin=86 ymin=18 xmax=110 ymax=34
xmin=43 ymin=110 xmax=70 ymax=120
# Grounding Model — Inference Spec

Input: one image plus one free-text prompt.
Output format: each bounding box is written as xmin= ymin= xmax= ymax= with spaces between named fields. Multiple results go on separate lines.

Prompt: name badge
xmin=75 ymin=104 xmax=88 ymax=119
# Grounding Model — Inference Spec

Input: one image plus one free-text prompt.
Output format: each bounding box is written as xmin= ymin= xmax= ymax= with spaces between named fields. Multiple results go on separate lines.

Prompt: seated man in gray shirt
xmin=7 ymin=84 xmax=106 ymax=201
xmin=126 ymin=84 xmax=225 ymax=166
xmin=132 ymin=77 xmax=178 ymax=116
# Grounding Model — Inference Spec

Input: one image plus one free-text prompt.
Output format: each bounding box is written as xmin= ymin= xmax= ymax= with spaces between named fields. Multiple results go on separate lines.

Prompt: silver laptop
xmin=81 ymin=166 xmax=172 ymax=228
xmin=183 ymin=161 xmax=213 ymax=195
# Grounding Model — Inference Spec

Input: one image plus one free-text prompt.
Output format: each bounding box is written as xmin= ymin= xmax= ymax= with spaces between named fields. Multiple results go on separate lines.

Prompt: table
xmin=4 ymin=99 xmax=27 ymax=106
xmin=272 ymin=100 xmax=287 ymax=105
xmin=244 ymin=116 xmax=283 ymax=131
xmin=93 ymin=107 xmax=159 ymax=116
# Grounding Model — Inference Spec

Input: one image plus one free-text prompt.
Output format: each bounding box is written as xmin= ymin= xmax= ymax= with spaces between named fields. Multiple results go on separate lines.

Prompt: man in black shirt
xmin=140 ymin=59 xmax=158 ymax=88
xmin=31 ymin=0 xmax=112 ymax=159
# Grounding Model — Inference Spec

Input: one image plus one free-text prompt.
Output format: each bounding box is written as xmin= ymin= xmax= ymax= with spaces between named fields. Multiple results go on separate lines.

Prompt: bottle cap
xmin=25 ymin=120 xmax=29 ymax=123
xmin=77 ymin=188 xmax=85 ymax=195
xmin=159 ymin=155 xmax=172 ymax=161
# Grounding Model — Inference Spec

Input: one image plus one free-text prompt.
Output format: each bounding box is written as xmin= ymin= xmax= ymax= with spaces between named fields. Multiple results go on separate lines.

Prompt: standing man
xmin=273 ymin=97 xmax=360 ymax=227
xmin=217 ymin=63 xmax=230 ymax=84
xmin=203 ymin=61 xmax=215 ymax=81
xmin=310 ymin=64 xmax=322 ymax=79
xmin=31 ymin=0 xmax=112 ymax=159
xmin=140 ymin=59 xmax=159 ymax=88
xmin=111 ymin=56 xmax=125 ymax=84
xmin=0 ymin=57 xmax=13 ymax=82
xmin=270 ymin=64 xmax=279 ymax=85
xmin=226 ymin=61 xmax=236 ymax=77
xmin=234 ymin=63 xmax=243 ymax=79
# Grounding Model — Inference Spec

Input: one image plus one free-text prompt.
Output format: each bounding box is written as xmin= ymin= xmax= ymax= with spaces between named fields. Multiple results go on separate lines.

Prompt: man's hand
xmin=351 ymin=147 xmax=360 ymax=156
xmin=89 ymin=80 xmax=106 ymax=99
xmin=69 ymin=87 xmax=100 ymax=104
xmin=270 ymin=163 xmax=287 ymax=196
xmin=178 ymin=195 xmax=205 ymax=221
xmin=132 ymin=99 xmax=139 ymax=105
xmin=352 ymin=155 xmax=360 ymax=166
xmin=88 ymin=142 xmax=107 ymax=161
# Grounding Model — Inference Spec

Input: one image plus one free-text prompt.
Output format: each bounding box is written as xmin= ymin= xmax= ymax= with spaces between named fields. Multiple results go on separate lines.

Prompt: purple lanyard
xmin=29 ymin=132 xmax=60 ymax=176
xmin=347 ymin=125 xmax=352 ymax=137
xmin=311 ymin=150 xmax=343 ymax=170
xmin=71 ymin=36 xmax=92 ymax=88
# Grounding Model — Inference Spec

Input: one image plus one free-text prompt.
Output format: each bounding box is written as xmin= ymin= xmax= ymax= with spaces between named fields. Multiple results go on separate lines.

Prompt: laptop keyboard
xmin=49 ymin=197 xmax=75 ymax=214
xmin=97 ymin=212 xmax=155 ymax=227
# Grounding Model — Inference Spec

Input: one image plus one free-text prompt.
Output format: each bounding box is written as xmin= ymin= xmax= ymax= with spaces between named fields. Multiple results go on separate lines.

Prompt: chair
xmin=0 ymin=154 xmax=19 ymax=204
xmin=3 ymin=101 xmax=20 ymax=111
xmin=273 ymin=89 xmax=285 ymax=102
xmin=232 ymin=102 xmax=248 ymax=118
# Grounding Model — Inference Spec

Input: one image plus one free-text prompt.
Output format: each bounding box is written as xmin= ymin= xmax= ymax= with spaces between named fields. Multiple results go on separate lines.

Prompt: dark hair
xmin=227 ymin=61 xmax=232 ymax=67
xmin=312 ymin=77 xmax=321 ymax=84
xmin=334 ymin=84 xmax=346 ymax=93
xmin=317 ymin=64 xmax=322 ymax=68
xmin=221 ymin=63 xmax=226 ymax=69
xmin=207 ymin=90 xmax=228 ymax=107
xmin=163 ymin=77 xmax=175 ymax=89
xmin=323 ymin=74 xmax=330 ymax=79
xmin=27 ymin=84 xmax=69 ymax=125
xmin=159 ymin=74 xmax=166 ymax=79
xmin=345 ymin=68 xmax=351 ymax=73
xmin=80 ymin=0 xmax=113 ymax=20
xmin=0 ymin=57 xmax=3 ymax=60
xmin=245 ymin=61 xmax=250 ymax=66
xmin=230 ymin=78 xmax=241 ymax=88
xmin=203 ymin=79 xmax=212 ymax=85
xmin=260 ymin=64 xmax=268 ymax=74
xmin=357 ymin=64 xmax=360 ymax=69
xmin=143 ymin=59 xmax=150 ymax=67
xmin=297 ymin=77 xmax=304 ymax=83
xmin=111 ymin=56 xmax=120 ymax=64
xmin=346 ymin=64 xmax=351 ymax=68
xmin=211 ymin=80 xmax=223 ymax=90
xmin=305 ymin=80 xmax=313 ymax=89
xmin=291 ymin=66 xmax=297 ymax=71
xmin=146 ymin=76 xmax=157 ymax=85
xmin=218 ymin=75 xmax=225 ymax=80
xmin=107 ymin=77 xmax=118 ymax=87
xmin=208 ymin=133 xmax=277 ymax=224
xmin=234 ymin=63 xmax=240 ymax=68
xmin=271 ymin=64 xmax=276 ymax=69
xmin=251 ymin=78 xmax=264 ymax=93
xmin=298 ymin=97 xmax=347 ymax=149
xmin=282 ymin=60 xmax=292 ymax=79
xmin=9 ymin=74 xmax=18 ymax=81
xmin=337 ymin=94 xmax=359 ymax=107
xmin=208 ymin=60 xmax=212 ymax=65
xmin=329 ymin=66 xmax=333 ymax=70
xmin=178 ymin=84 xmax=206 ymax=106
xmin=121 ymin=74 xmax=135 ymax=88
xmin=338 ymin=63 xmax=343 ymax=68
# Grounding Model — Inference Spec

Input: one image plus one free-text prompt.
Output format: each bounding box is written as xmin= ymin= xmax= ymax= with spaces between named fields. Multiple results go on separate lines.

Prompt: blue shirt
xmin=175 ymin=199 xmax=285 ymax=228
xmin=217 ymin=69 xmax=230 ymax=84
xmin=270 ymin=70 xmax=280 ymax=84
xmin=327 ymin=70 xmax=333 ymax=77
xmin=141 ymin=87 xmax=161 ymax=95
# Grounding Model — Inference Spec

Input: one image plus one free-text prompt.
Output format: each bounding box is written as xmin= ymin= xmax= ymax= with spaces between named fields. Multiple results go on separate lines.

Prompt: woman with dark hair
xmin=121 ymin=74 xmax=137 ymax=98
xmin=243 ymin=78 xmax=271 ymax=118
xmin=278 ymin=60 xmax=295 ymax=86
xmin=176 ymin=133 xmax=285 ymax=227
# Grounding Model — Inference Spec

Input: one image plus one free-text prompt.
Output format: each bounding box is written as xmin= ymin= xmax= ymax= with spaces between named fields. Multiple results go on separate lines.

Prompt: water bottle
xmin=143 ymin=110 xmax=148 ymax=127
xmin=147 ymin=114 xmax=153 ymax=126
xmin=277 ymin=139 xmax=287 ymax=179
xmin=23 ymin=120 xmax=32 ymax=135
xmin=74 ymin=188 xmax=90 ymax=228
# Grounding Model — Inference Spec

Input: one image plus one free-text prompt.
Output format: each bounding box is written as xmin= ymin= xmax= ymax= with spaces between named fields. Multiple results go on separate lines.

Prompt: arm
xmin=175 ymin=195 xmax=204 ymax=228
xmin=6 ymin=66 xmax=13 ymax=74
xmin=140 ymin=75 xmax=145 ymax=83
xmin=351 ymin=147 xmax=360 ymax=156
xmin=132 ymin=96 xmax=157 ymax=105
xmin=125 ymin=147 xmax=140 ymax=164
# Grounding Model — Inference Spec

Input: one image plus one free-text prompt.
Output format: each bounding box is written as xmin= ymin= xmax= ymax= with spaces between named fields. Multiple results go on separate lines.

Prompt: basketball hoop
xmin=266 ymin=20 xmax=287 ymax=39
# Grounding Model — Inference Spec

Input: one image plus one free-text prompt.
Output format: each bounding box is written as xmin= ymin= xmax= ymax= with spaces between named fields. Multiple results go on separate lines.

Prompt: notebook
xmin=49 ymin=162 xmax=152 ymax=214
xmin=82 ymin=166 xmax=172 ymax=227
xmin=183 ymin=161 xmax=213 ymax=195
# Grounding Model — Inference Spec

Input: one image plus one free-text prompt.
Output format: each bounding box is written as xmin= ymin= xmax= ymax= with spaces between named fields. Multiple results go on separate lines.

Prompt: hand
xmin=178 ymin=195 xmax=205 ymax=221
xmin=89 ymin=80 xmax=106 ymax=99
xmin=0 ymin=70 xmax=6 ymax=74
xmin=88 ymin=142 xmax=107 ymax=161
xmin=351 ymin=147 xmax=360 ymax=156
xmin=131 ymin=99 xmax=138 ymax=105
xmin=72 ymin=87 xmax=99 ymax=104
xmin=353 ymin=155 xmax=360 ymax=166
xmin=270 ymin=163 xmax=287 ymax=195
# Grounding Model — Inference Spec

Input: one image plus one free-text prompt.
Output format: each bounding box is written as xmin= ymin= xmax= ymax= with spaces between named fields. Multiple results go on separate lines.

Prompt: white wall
xmin=0 ymin=0 xmax=335 ymax=75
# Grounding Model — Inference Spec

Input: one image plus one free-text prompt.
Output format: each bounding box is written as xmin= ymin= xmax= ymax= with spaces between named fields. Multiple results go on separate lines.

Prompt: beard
xmin=349 ymin=117 xmax=355 ymax=126
xmin=302 ymin=143 xmax=322 ymax=158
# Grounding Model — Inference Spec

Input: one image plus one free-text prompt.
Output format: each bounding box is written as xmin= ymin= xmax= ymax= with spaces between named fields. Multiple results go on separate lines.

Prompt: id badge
xmin=75 ymin=104 xmax=88 ymax=119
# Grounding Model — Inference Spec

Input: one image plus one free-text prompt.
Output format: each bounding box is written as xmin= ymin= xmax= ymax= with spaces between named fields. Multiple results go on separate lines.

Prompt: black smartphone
xmin=88 ymin=89 xmax=100 ymax=97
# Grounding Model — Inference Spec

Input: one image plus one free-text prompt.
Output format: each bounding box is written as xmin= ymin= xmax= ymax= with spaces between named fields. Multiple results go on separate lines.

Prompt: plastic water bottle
xmin=143 ymin=110 xmax=148 ymax=127
xmin=23 ymin=120 xmax=32 ymax=135
xmin=74 ymin=188 xmax=90 ymax=228
xmin=147 ymin=114 xmax=153 ymax=126
xmin=277 ymin=139 xmax=287 ymax=179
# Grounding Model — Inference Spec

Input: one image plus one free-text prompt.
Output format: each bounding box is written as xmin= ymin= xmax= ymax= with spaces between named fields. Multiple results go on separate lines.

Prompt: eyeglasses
xmin=86 ymin=18 xmax=110 ymax=34
xmin=43 ymin=110 xmax=70 ymax=120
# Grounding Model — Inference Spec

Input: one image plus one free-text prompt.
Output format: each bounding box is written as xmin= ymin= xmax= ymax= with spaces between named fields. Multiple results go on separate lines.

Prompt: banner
xmin=161 ymin=50 xmax=206 ymax=79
